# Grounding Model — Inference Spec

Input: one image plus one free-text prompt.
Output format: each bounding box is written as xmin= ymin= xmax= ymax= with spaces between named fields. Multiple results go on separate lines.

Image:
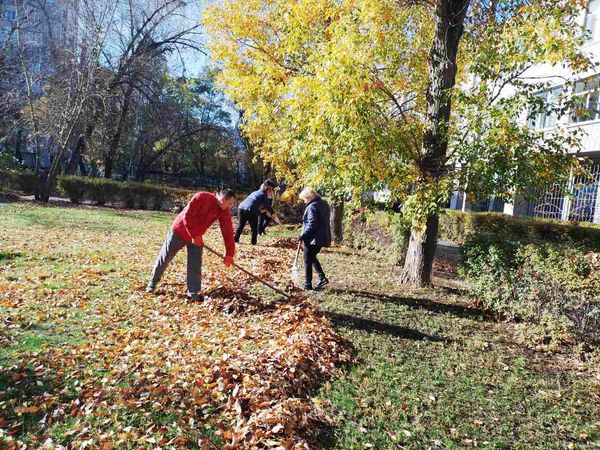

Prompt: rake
xmin=291 ymin=241 xmax=301 ymax=284
xmin=204 ymin=244 xmax=290 ymax=299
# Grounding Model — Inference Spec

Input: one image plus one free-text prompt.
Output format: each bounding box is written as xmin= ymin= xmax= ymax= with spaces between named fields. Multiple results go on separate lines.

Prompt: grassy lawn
xmin=1 ymin=201 xmax=599 ymax=448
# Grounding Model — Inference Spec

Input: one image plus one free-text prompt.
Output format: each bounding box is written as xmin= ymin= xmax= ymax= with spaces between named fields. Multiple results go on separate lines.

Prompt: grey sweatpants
xmin=149 ymin=229 xmax=203 ymax=296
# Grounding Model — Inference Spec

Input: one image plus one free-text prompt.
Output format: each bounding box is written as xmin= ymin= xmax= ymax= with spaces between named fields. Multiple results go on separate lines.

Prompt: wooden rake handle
xmin=293 ymin=241 xmax=301 ymax=267
xmin=203 ymin=244 xmax=291 ymax=299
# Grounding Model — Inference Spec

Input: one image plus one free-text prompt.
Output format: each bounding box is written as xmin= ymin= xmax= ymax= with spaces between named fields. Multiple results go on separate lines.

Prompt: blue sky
xmin=166 ymin=1 xmax=212 ymax=78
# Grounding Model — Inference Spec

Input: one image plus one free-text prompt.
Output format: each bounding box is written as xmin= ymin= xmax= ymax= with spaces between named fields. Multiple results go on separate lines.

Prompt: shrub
xmin=345 ymin=209 xmax=410 ymax=264
xmin=57 ymin=176 xmax=195 ymax=211
xmin=133 ymin=183 xmax=164 ymax=210
xmin=86 ymin=178 xmax=118 ymax=205
xmin=0 ymin=169 xmax=37 ymax=194
xmin=58 ymin=176 xmax=86 ymax=203
xmin=0 ymin=150 xmax=22 ymax=171
xmin=439 ymin=210 xmax=600 ymax=251
xmin=120 ymin=183 xmax=137 ymax=209
xmin=170 ymin=188 xmax=194 ymax=212
xmin=461 ymin=234 xmax=600 ymax=347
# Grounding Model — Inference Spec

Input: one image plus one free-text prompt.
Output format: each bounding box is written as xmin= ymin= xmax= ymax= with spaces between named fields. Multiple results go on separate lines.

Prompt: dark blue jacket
xmin=300 ymin=197 xmax=332 ymax=247
xmin=238 ymin=189 xmax=274 ymax=214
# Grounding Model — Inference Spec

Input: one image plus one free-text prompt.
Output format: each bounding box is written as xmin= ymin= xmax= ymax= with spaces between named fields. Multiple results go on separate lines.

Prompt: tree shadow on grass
xmin=0 ymin=366 xmax=59 ymax=437
xmin=329 ymin=288 xmax=495 ymax=323
xmin=325 ymin=311 xmax=448 ymax=342
xmin=0 ymin=251 xmax=22 ymax=264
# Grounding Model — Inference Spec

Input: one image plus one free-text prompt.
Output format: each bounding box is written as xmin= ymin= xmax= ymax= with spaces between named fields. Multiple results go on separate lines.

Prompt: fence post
xmin=560 ymin=168 xmax=574 ymax=222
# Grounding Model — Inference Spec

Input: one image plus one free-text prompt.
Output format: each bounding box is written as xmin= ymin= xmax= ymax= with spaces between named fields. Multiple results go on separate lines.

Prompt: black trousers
xmin=235 ymin=209 xmax=259 ymax=245
xmin=304 ymin=244 xmax=325 ymax=287
xmin=258 ymin=214 xmax=272 ymax=234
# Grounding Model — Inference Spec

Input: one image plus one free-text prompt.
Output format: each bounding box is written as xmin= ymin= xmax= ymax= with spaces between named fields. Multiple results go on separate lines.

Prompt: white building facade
xmin=451 ymin=0 xmax=600 ymax=224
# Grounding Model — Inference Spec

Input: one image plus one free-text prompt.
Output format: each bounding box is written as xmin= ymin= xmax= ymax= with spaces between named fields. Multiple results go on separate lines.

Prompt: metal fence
xmin=517 ymin=164 xmax=600 ymax=224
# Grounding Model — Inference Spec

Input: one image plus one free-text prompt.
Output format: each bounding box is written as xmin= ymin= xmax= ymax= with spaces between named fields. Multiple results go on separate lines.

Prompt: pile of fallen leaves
xmin=0 ymin=205 xmax=353 ymax=449
xmin=3 ymin=292 xmax=351 ymax=448
xmin=267 ymin=238 xmax=299 ymax=250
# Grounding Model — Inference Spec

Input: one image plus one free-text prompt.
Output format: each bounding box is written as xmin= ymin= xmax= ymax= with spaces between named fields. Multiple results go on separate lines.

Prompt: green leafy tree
xmin=205 ymin=0 xmax=591 ymax=286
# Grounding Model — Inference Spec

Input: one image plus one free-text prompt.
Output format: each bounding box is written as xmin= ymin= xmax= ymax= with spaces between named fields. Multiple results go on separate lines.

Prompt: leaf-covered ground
xmin=1 ymin=201 xmax=600 ymax=449
xmin=0 ymin=202 xmax=352 ymax=449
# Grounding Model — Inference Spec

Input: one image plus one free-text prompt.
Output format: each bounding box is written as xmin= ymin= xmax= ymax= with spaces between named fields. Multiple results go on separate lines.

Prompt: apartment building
xmin=1 ymin=0 xmax=69 ymax=169
xmin=451 ymin=0 xmax=600 ymax=224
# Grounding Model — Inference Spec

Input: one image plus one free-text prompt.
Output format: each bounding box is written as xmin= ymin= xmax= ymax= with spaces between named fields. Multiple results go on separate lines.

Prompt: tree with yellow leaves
xmin=205 ymin=0 xmax=591 ymax=286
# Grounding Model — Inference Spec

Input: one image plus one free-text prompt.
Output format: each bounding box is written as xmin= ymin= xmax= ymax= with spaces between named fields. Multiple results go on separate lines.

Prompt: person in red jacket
xmin=146 ymin=189 xmax=236 ymax=302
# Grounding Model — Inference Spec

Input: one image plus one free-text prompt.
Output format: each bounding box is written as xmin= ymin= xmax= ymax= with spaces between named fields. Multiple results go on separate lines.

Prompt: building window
xmin=585 ymin=0 xmax=600 ymax=43
xmin=527 ymin=86 xmax=562 ymax=130
xmin=571 ymin=75 xmax=600 ymax=123
xmin=4 ymin=10 xmax=16 ymax=20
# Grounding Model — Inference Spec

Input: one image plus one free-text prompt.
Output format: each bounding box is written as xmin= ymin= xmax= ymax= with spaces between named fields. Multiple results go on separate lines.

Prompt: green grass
xmin=1 ymin=200 xmax=599 ymax=448
xmin=308 ymin=254 xmax=600 ymax=448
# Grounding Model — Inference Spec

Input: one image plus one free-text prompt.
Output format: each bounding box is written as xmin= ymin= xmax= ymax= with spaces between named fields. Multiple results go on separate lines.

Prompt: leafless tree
xmin=98 ymin=0 xmax=204 ymax=178
xmin=32 ymin=0 xmax=119 ymax=201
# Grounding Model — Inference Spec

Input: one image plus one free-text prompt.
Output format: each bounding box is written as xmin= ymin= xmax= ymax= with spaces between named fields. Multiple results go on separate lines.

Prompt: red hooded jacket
xmin=171 ymin=192 xmax=235 ymax=257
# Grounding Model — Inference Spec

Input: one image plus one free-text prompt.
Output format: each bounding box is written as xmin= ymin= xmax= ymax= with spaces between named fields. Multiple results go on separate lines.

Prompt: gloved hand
xmin=224 ymin=255 xmax=234 ymax=267
xmin=192 ymin=236 xmax=204 ymax=246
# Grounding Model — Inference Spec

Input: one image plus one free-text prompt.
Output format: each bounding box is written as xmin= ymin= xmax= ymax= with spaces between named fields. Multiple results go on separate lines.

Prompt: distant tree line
xmin=0 ymin=0 xmax=265 ymax=201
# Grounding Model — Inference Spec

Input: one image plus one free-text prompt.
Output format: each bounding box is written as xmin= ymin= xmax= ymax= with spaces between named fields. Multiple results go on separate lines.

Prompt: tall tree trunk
xmin=14 ymin=129 xmax=23 ymax=162
xmin=104 ymin=84 xmax=134 ymax=179
xmin=330 ymin=197 xmax=344 ymax=244
xmin=400 ymin=0 xmax=470 ymax=287
xmin=40 ymin=94 xmax=88 ymax=202
xmin=41 ymin=119 xmax=80 ymax=202
xmin=135 ymin=150 xmax=146 ymax=182
xmin=78 ymin=158 xmax=88 ymax=176
xmin=65 ymin=135 xmax=84 ymax=175
xmin=400 ymin=214 xmax=439 ymax=286
xmin=66 ymin=124 xmax=94 ymax=175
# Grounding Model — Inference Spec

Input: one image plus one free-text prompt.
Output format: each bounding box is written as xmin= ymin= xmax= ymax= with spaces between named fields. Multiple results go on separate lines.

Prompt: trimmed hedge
xmin=348 ymin=209 xmax=600 ymax=254
xmin=439 ymin=210 xmax=600 ymax=251
xmin=0 ymin=169 xmax=38 ymax=194
xmin=58 ymin=176 xmax=194 ymax=211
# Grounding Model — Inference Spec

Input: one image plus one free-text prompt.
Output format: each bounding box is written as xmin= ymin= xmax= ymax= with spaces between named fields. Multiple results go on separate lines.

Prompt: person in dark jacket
xmin=299 ymin=188 xmax=331 ymax=290
xmin=235 ymin=180 xmax=279 ymax=245
xmin=258 ymin=189 xmax=275 ymax=235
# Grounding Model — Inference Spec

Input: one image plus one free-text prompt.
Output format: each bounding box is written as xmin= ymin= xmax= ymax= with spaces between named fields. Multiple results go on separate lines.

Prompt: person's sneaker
xmin=145 ymin=284 xmax=155 ymax=293
xmin=314 ymin=277 xmax=329 ymax=290
xmin=303 ymin=284 xmax=313 ymax=291
xmin=186 ymin=293 xmax=205 ymax=303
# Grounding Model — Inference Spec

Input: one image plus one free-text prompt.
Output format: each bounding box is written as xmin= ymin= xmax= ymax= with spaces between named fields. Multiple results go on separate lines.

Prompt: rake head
xmin=291 ymin=241 xmax=301 ymax=284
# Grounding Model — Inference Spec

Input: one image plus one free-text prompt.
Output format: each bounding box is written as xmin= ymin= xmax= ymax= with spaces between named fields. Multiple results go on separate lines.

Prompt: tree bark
xmin=135 ymin=146 xmax=147 ymax=182
xmin=66 ymin=124 xmax=94 ymax=175
xmin=65 ymin=132 xmax=86 ymax=175
xmin=330 ymin=197 xmax=344 ymax=244
xmin=400 ymin=214 xmax=439 ymax=286
xmin=14 ymin=129 xmax=23 ymax=162
xmin=400 ymin=0 xmax=470 ymax=287
xmin=78 ymin=157 xmax=88 ymax=176
xmin=41 ymin=113 xmax=81 ymax=202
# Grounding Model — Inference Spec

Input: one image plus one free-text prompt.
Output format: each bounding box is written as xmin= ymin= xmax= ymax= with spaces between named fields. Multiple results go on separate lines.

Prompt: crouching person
xmin=146 ymin=189 xmax=236 ymax=302
xmin=299 ymin=188 xmax=332 ymax=290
